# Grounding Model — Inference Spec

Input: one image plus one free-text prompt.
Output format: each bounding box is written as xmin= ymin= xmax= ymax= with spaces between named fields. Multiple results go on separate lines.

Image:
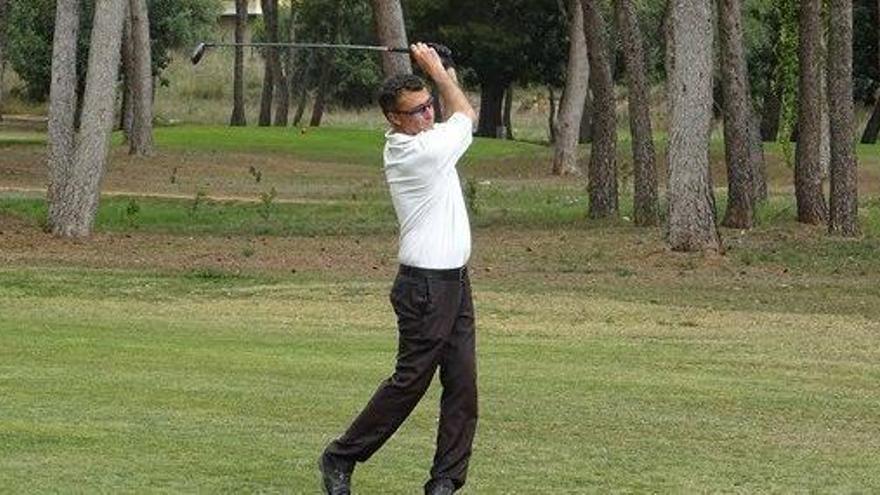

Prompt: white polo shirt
xmin=383 ymin=112 xmax=474 ymax=270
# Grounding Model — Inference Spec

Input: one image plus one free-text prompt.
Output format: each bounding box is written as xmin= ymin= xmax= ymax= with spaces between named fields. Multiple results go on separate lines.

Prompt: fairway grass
xmin=1 ymin=266 xmax=878 ymax=493
xmin=3 ymin=118 xmax=880 ymax=492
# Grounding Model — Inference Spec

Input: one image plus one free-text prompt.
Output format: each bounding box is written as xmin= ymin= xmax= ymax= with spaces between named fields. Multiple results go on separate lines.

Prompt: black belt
xmin=399 ymin=264 xmax=468 ymax=281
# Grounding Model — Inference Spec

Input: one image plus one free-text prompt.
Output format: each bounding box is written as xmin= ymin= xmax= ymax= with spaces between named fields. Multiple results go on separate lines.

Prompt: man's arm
xmin=410 ymin=43 xmax=477 ymax=124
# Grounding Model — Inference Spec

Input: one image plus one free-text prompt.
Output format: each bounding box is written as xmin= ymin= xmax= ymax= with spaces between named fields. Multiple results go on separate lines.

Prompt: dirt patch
xmin=0 ymin=209 xmax=777 ymax=286
xmin=0 ymin=145 xmax=384 ymax=203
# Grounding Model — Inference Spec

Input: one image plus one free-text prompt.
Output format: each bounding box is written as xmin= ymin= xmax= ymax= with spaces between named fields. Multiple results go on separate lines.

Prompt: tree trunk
xmin=861 ymin=0 xmax=880 ymax=143
xmin=128 ymin=0 xmax=153 ymax=155
xmin=718 ymin=0 xmax=754 ymax=229
xmin=259 ymin=57 xmax=274 ymax=126
xmin=615 ymin=0 xmax=658 ymax=226
xmin=0 ymin=0 xmax=6 ymax=121
xmin=827 ymin=0 xmax=859 ymax=236
xmin=760 ymin=74 xmax=782 ymax=141
xmin=860 ymin=95 xmax=880 ymax=143
xmin=230 ymin=0 xmax=247 ymax=126
xmin=581 ymin=0 xmax=618 ymax=219
xmin=553 ymin=0 xmax=588 ymax=176
xmin=503 ymin=85 xmax=514 ymax=139
xmin=750 ymin=107 xmax=768 ymax=201
xmin=665 ymin=0 xmax=721 ymax=252
xmin=795 ymin=0 xmax=827 ymax=224
xmin=292 ymin=52 xmax=314 ymax=127
xmin=47 ymin=0 xmax=81 ymax=225
xmin=284 ymin=3 xmax=299 ymax=126
xmin=119 ymin=10 xmax=133 ymax=136
xmin=310 ymin=54 xmax=331 ymax=127
xmin=310 ymin=2 xmax=341 ymax=127
xmin=476 ymin=80 xmax=506 ymax=137
xmin=293 ymin=86 xmax=308 ymax=127
xmin=50 ymin=0 xmax=126 ymax=238
xmin=265 ymin=0 xmax=288 ymax=126
xmin=819 ymin=25 xmax=831 ymax=179
xmin=548 ymin=87 xmax=557 ymax=143
xmin=370 ymin=0 xmax=411 ymax=76
xmin=258 ymin=0 xmax=278 ymax=126
xmin=579 ymin=89 xmax=593 ymax=143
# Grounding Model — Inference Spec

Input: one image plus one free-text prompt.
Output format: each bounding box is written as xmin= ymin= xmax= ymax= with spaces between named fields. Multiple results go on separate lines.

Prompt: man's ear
xmin=386 ymin=112 xmax=402 ymax=128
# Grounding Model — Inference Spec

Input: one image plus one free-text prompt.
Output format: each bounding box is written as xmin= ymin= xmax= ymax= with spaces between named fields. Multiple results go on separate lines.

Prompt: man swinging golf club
xmin=319 ymin=42 xmax=478 ymax=495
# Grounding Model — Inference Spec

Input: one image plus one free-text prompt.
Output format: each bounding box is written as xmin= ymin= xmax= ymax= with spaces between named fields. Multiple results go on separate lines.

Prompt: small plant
xmin=258 ymin=187 xmax=277 ymax=221
xmin=123 ymin=198 xmax=140 ymax=228
xmin=191 ymin=189 xmax=207 ymax=214
xmin=170 ymin=167 xmax=178 ymax=184
xmin=249 ymin=166 xmax=262 ymax=183
xmin=241 ymin=246 xmax=256 ymax=258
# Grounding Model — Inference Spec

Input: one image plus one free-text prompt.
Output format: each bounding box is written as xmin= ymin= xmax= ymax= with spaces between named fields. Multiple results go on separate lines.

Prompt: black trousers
xmin=326 ymin=265 xmax=478 ymax=490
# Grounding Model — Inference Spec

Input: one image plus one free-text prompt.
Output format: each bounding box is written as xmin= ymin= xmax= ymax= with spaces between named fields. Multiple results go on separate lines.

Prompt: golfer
xmin=319 ymin=43 xmax=478 ymax=495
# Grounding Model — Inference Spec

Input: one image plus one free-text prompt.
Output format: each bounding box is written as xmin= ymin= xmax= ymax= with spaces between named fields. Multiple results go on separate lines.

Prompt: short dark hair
xmin=378 ymin=74 xmax=427 ymax=115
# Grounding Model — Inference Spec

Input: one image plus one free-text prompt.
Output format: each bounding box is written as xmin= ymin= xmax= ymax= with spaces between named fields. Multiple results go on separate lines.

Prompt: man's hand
xmin=410 ymin=42 xmax=447 ymax=82
xmin=410 ymin=41 xmax=476 ymax=124
xmin=426 ymin=43 xmax=455 ymax=69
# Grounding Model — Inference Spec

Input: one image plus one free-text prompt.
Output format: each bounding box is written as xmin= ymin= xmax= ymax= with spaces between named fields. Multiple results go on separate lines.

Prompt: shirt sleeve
xmin=415 ymin=112 xmax=474 ymax=175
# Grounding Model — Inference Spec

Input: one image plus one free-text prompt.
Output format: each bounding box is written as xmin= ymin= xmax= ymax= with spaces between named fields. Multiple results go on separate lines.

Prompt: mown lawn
xmin=1 ymin=264 xmax=878 ymax=493
xmin=2 ymin=124 xmax=880 ymax=492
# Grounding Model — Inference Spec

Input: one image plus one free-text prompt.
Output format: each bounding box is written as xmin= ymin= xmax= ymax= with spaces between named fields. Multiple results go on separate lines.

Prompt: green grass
xmin=3 ymin=102 xmax=880 ymax=492
xmin=1 ymin=266 xmax=878 ymax=493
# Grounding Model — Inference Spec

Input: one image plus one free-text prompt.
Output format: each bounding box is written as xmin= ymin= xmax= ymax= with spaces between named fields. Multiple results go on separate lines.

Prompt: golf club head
xmin=191 ymin=43 xmax=208 ymax=65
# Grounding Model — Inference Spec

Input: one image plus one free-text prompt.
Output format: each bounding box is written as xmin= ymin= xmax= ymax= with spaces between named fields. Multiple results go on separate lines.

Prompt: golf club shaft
xmin=210 ymin=41 xmax=409 ymax=52
xmin=191 ymin=41 xmax=410 ymax=64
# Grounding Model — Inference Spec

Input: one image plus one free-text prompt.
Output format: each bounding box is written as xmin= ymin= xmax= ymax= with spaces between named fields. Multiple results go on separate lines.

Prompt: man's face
xmin=386 ymin=89 xmax=435 ymax=135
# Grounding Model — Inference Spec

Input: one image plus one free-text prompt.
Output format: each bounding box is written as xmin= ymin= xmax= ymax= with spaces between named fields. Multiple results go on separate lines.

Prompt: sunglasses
xmin=394 ymin=96 xmax=434 ymax=116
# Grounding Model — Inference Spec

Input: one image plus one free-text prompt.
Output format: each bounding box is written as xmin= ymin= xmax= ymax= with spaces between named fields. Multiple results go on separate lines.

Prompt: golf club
xmin=191 ymin=41 xmax=411 ymax=65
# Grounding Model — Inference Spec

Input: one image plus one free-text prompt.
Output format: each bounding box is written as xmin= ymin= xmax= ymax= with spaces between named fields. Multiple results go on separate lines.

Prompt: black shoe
xmin=425 ymin=478 xmax=455 ymax=495
xmin=318 ymin=451 xmax=354 ymax=495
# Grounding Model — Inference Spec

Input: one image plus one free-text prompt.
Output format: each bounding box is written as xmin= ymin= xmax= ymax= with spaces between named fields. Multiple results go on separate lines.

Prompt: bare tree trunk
xmin=548 ymin=87 xmax=557 ymax=143
xmin=828 ymin=0 xmax=859 ymax=236
xmin=819 ymin=25 xmax=830 ymax=179
xmin=119 ymin=10 xmax=133 ymax=136
xmin=760 ymin=75 xmax=782 ymax=141
xmin=293 ymin=86 xmax=308 ymax=126
xmin=293 ymin=52 xmax=314 ymax=127
xmin=285 ymin=3 xmax=299 ymax=125
xmin=257 ymin=0 xmax=278 ymax=127
xmin=265 ymin=0 xmax=288 ymax=126
xmin=750 ymin=106 xmax=768 ymax=201
xmin=862 ymin=0 xmax=880 ymax=143
xmin=230 ymin=0 xmax=247 ymax=126
xmin=615 ymin=0 xmax=658 ymax=226
xmin=503 ymin=85 xmax=514 ymax=139
xmin=795 ymin=0 xmax=827 ymax=224
xmin=310 ymin=3 xmax=342 ymax=128
xmin=128 ymin=0 xmax=153 ymax=155
xmin=47 ymin=0 xmax=81 ymax=226
xmin=666 ymin=0 xmax=721 ymax=252
xmin=310 ymin=54 xmax=331 ymax=127
xmin=581 ymin=0 xmax=618 ymax=219
xmin=718 ymin=0 xmax=754 ymax=229
xmin=579 ymin=90 xmax=593 ymax=143
xmin=861 ymin=94 xmax=880 ymax=143
xmin=50 ymin=0 xmax=126 ymax=238
xmin=0 ymin=0 xmax=6 ymax=121
xmin=476 ymin=80 xmax=506 ymax=137
xmin=553 ymin=0 xmax=588 ymax=176
xmin=259 ymin=55 xmax=274 ymax=126
xmin=370 ymin=0 xmax=411 ymax=76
